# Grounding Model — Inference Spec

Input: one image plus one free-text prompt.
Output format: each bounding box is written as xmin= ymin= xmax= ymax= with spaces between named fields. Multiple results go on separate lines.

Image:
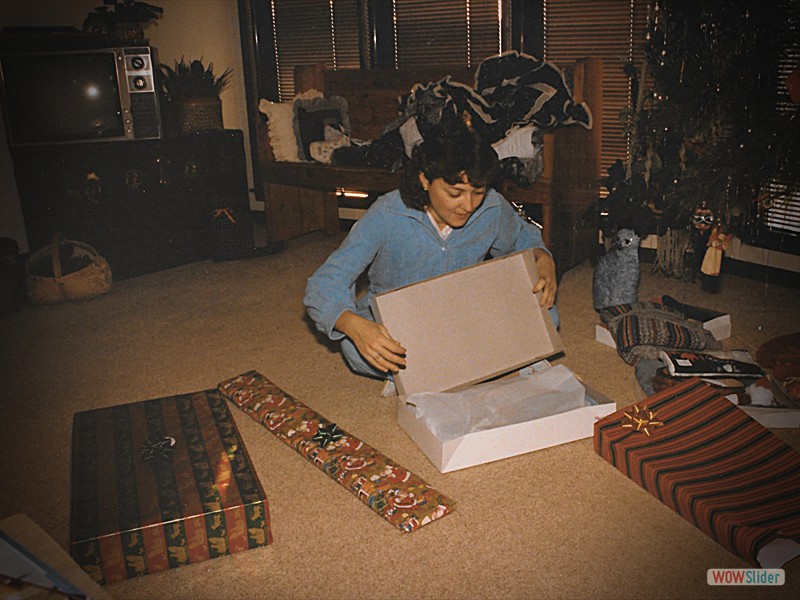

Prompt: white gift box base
xmin=370 ymin=249 xmax=617 ymax=472
xmin=739 ymin=406 xmax=800 ymax=428
xmin=595 ymin=323 xmax=616 ymax=348
xmin=632 ymin=374 xmax=800 ymax=429
xmin=703 ymin=313 xmax=731 ymax=341
xmin=397 ymin=380 xmax=616 ymax=472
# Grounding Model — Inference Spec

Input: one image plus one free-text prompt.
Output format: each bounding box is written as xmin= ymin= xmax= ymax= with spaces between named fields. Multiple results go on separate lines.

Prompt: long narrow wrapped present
xmin=594 ymin=378 xmax=800 ymax=567
xmin=218 ymin=371 xmax=455 ymax=532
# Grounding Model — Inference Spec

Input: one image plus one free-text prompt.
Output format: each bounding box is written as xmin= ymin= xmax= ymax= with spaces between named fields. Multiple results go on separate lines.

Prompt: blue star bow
xmin=139 ymin=434 xmax=177 ymax=461
xmin=313 ymin=423 xmax=343 ymax=447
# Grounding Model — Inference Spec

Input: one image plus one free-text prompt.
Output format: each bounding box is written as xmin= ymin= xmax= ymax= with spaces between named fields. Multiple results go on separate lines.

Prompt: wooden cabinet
xmin=12 ymin=130 xmax=251 ymax=279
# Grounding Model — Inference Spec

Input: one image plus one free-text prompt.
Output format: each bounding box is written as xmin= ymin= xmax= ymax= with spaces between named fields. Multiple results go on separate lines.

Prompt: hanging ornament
xmin=786 ymin=66 xmax=800 ymax=104
xmin=691 ymin=202 xmax=714 ymax=231
xmin=756 ymin=192 xmax=775 ymax=210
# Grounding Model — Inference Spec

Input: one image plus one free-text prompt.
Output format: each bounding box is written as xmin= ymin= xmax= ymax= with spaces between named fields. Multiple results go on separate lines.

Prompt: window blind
xmin=270 ymin=0 xmax=361 ymax=100
xmin=267 ymin=0 xmax=502 ymax=98
xmin=392 ymin=0 xmax=503 ymax=68
xmin=542 ymin=0 xmax=649 ymax=190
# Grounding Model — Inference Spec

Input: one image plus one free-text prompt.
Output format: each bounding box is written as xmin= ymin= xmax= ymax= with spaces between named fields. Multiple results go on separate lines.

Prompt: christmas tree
xmin=600 ymin=0 xmax=799 ymax=279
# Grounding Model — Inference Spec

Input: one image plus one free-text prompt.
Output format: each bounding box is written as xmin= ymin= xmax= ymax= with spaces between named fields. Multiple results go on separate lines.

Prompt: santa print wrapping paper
xmin=217 ymin=371 xmax=455 ymax=532
xmin=594 ymin=378 xmax=800 ymax=567
xmin=70 ymin=390 xmax=272 ymax=585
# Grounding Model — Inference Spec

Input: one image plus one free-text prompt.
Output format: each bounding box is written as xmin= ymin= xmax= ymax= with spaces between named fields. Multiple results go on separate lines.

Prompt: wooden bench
xmin=257 ymin=57 xmax=603 ymax=273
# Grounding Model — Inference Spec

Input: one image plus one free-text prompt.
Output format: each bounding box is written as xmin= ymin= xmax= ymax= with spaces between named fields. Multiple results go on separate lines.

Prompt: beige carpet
xmin=1 ymin=228 xmax=799 ymax=600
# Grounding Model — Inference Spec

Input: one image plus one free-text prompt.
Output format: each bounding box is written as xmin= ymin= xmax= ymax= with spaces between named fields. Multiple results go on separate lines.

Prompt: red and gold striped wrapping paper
xmin=217 ymin=371 xmax=455 ymax=532
xmin=70 ymin=390 xmax=272 ymax=584
xmin=594 ymin=378 xmax=800 ymax=567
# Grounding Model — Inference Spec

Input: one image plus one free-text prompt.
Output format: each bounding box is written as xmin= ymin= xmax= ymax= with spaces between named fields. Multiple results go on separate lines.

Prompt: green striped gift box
xmin=70 ymin=390 xmax=272 ymax=584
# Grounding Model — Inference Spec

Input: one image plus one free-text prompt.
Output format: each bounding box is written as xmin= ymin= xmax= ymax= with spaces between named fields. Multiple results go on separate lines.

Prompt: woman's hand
xmin=335 ymin=311 xmax=407 ymax=373
xmin=532 ymin=248 xmax=557 ymax=308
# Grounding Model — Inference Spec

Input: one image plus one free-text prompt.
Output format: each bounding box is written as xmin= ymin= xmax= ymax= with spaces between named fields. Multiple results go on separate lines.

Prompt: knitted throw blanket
xmin=599 ymin=302 xmax=721 ymax=365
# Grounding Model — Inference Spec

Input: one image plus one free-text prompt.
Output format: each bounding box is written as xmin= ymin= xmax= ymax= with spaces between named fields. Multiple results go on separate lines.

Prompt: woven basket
xmin=178 ymin=97 xmax=223 ymax=134
xmin=26 ymin=235 xmax=112 ymax=304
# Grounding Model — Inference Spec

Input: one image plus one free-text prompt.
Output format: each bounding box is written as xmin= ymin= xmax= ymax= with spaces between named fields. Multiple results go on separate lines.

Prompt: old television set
xmin=0 ymin=46 xmax=162 ymax=146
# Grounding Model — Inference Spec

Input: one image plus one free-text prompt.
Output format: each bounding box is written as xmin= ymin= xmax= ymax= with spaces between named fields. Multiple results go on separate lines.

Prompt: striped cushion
xmin=594 ymin=378 xmax=800 ymax=566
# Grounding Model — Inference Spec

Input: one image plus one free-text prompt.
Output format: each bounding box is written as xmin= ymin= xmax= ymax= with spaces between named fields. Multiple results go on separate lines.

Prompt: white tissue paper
xmin=405 ymin=363 xmax=586 ymax=442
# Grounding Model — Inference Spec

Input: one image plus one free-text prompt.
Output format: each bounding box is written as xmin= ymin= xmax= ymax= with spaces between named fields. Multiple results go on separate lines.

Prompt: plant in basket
xmin=159 ymin=58 xmax=234 ymax=134
xmin=83 ymin=0 xmax=163 ymax=44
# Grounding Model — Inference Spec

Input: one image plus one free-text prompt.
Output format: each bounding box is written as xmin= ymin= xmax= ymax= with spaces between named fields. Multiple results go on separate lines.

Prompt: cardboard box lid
xmin=370 ymin=249 xmax=564 ymax=396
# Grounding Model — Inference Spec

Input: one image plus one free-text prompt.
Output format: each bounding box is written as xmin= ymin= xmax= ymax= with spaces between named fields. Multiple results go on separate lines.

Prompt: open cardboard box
xmin=371 ymin=249 xmax=617 ymax=473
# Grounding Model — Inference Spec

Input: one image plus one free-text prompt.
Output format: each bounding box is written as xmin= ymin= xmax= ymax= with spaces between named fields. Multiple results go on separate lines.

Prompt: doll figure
xmin=701 ymin=224 xmax=731 ymax=277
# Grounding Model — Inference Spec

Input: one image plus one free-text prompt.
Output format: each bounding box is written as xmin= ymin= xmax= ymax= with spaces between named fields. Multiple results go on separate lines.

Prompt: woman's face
xmin=419 ymin=172 xmax=487 ymax=229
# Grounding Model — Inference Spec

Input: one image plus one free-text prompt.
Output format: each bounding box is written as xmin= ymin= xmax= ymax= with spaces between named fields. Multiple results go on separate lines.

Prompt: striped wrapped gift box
xmin=594 ymin=378 xmax=800 ymax=567
xmin=70 ymin=390 xmax=272 ymax=584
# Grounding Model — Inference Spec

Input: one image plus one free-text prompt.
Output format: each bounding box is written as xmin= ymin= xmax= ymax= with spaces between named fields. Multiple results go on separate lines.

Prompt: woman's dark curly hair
xmin=399 ymin=114 xmax=499 ymax=211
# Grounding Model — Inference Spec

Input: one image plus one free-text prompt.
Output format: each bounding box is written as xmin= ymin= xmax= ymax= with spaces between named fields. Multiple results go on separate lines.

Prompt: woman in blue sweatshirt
xmin=304 ymin=117 xmax=558 ymax=380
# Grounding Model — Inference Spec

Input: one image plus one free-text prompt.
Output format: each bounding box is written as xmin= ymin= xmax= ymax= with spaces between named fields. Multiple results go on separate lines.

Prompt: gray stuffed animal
xmin=593 ymin=228 xmax=641 ymax=310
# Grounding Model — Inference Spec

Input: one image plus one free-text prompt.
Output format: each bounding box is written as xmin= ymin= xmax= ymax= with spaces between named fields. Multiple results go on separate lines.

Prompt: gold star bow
xmin=621 ymin=405 xmax=664 ymax=437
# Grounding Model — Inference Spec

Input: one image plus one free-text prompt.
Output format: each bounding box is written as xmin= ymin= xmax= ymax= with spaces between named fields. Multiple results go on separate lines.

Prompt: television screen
xmin=1 ymin=52 xmax=124 ymax=144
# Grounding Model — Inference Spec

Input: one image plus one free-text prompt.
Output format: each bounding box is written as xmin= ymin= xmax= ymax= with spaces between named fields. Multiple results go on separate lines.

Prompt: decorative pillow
xmin=258 ymin=89 xmax=323 ymax=162
xmin=309 ymin=125 xmax=351 ymax=164
xmin=292 ymin=96 xmax=350 ymax=161
xmin=258 ymin=99 xmax=297 ymax=161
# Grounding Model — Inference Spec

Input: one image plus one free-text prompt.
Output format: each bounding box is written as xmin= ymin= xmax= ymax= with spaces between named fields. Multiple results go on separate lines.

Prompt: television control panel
xmin=124 ymin=48 xmax=155 ymax=93
xmin=118 ymin=47 xmax=161 ymax=140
